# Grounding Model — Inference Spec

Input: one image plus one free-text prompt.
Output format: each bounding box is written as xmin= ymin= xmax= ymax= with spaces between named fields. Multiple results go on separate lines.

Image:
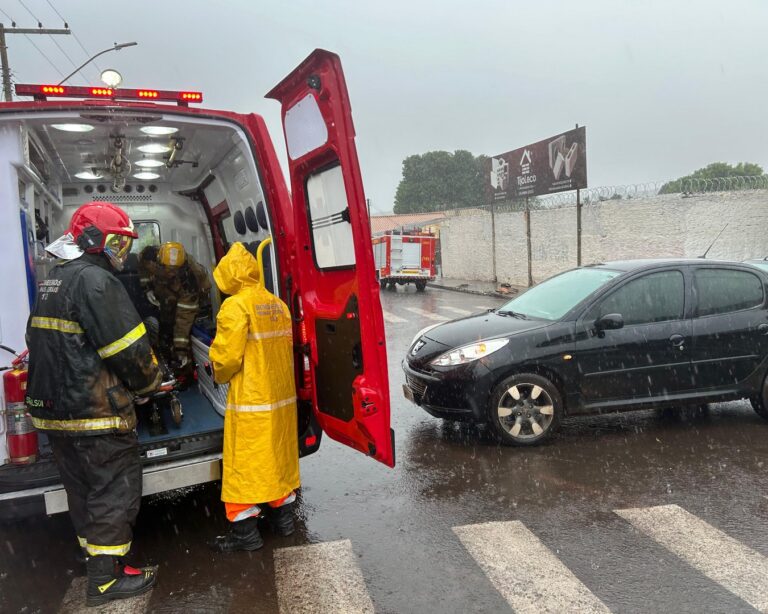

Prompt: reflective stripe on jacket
xmin=25 ymin=254 xmax=162 ymax=435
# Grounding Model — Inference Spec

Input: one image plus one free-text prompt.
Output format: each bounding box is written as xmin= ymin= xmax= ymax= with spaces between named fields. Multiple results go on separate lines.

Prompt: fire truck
xmin=373 ymin=231 xmax=437 ymax=291
xmin=0 ymin=49 xmax=394 ymax=518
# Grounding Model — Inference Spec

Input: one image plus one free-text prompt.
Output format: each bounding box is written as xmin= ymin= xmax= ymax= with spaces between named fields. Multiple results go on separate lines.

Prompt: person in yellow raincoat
xmin=208 ymin=241 xmax=300 ymax=552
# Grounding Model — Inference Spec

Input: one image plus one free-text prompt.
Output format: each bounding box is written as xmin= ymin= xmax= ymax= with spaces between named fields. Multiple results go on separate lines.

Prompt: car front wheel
xmin=750 ymin=372 xmax=768 ymax=420
xmin=488 ymin=373 xmax=562 ymax=446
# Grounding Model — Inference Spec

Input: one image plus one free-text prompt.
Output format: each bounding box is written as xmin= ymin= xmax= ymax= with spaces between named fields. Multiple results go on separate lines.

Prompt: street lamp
xmin=58 ymin=42 xmax=138 ymax=86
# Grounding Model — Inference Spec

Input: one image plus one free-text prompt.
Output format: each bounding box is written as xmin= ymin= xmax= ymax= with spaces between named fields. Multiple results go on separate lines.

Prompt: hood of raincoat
xmin=213 ymin=242 xmax=260 ymax=295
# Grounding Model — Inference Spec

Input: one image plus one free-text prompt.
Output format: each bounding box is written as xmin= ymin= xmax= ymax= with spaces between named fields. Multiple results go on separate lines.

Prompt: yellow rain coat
xmin=209 ymin=242 xmax=300 ymax=504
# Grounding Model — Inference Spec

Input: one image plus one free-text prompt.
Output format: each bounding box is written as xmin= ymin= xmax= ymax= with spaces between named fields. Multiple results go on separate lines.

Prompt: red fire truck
xmin=373 ymin=232 xmax=437 ymax=291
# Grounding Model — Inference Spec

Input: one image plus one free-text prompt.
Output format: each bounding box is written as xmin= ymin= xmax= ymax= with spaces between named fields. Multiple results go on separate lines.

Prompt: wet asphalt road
xmin=2 ymin=286 xmax=768 ymax=613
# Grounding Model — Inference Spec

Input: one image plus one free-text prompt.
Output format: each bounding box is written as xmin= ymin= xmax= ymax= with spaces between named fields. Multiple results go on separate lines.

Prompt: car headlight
xmin=431 ymin=338 xmax=509 ymax=367
xmin=410 ymin=323 xmax=441 ymax=348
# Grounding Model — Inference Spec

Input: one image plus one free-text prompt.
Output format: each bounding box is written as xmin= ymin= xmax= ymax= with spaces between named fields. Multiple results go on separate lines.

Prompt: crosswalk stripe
xmin=453 ymin=521 xmax=611 ymax=614
xmin=439 ymin=306 xmax=472 ymax=316
xmin=381 ymin=310 xmax=408 ymax=323
xmin=616 ymin=504 xmax=768 ymax=612
xmin=274 ymin=539 xmax=374 ymax=614
xmin=58 ymin=577 xmax=153 ymax=613
xmin=404 ymin=307 xmax=449 ymax=321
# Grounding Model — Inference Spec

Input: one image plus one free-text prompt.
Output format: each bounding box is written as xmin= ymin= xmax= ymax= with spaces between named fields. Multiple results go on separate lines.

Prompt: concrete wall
xmin=439 ymin=190 xmax=768 ymax=285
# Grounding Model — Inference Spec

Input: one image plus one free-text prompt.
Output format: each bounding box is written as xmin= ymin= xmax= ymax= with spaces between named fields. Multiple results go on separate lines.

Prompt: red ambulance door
xmin=267 ymin=49 xmax=394 ymax=467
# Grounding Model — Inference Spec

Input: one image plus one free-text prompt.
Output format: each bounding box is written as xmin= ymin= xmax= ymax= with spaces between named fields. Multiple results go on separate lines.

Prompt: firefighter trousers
xmin=49 ymin=432 xmax=142 ymax=557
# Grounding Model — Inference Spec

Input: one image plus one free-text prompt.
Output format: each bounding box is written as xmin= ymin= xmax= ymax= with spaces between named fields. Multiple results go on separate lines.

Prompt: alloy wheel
xmin=496 ymin=382 xmax=555 ymax=440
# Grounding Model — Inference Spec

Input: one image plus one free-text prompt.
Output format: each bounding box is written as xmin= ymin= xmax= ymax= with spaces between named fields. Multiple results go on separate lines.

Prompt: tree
xmin=659 ymin=162 xmax=764 ymax=194
xmin=393 ymin=150 xmax=487 ymax=213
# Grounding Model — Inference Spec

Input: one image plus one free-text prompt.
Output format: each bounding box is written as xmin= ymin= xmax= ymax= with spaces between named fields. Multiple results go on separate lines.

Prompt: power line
xmin=23 ymin=32 xmax=65 ymax=78
xmin=17 ymin=0 xmax=41 ymax=24
xmin=47 ymin=32 xmax=89 ymax=84
xmin=45 ymin=0 xmax=102 ymax=77
xmin=0 ymin=8 xmax=16 ymax=23
xmin=44 ymin=0 xmax=65 ymax=22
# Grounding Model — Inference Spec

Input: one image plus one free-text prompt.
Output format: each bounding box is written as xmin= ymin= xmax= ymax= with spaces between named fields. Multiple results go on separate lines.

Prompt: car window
xmin=694 ymin=268 xmax=764 ymax=317
xmin=498 ymin=267 xmax=621 ymax=320
xmin=745 ymin=261 xmax=768 ymax=273
xmin=589 ymin=270 xmax=684 ymax=326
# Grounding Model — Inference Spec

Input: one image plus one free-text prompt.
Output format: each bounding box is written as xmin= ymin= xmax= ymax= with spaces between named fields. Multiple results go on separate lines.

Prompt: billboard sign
xmin=487 ymin=126 xmax=587 ymax=201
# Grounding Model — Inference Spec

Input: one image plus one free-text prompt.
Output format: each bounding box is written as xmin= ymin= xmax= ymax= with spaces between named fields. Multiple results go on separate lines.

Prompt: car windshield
xmin=746 ymin=261 xmax=768 ymax=272
xmin=497 ymin=268 xmax=621 ymax=321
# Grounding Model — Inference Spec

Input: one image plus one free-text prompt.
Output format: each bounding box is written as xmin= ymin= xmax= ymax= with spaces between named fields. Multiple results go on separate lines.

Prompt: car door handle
xmin=758 ymin=324 xmax=768 ymax=336
xmin=669 ymin=334 xmax=686 ymax=349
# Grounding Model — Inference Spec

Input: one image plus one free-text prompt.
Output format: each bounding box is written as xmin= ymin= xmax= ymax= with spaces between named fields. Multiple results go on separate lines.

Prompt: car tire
xmin=415 ymin=280 xmax=427 ymax=292
xmin=380 ymin=280 xmax=387 ymax=290
xmin=487 ymin=373 xmax=562 ymax=446
xmin=750 ymin=373 xmax=768 ymax=420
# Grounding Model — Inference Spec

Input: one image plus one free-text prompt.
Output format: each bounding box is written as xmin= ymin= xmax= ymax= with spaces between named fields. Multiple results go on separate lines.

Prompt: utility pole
xmin=575 ymin=122 xmax=582 ymax=267
xmin=0 ymin=23 xmax=72 ymax=101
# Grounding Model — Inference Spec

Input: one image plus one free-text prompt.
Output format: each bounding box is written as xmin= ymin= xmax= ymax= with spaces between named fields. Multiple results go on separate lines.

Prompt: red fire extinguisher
xmin=2 ymin=346 xmax=37 ymax=465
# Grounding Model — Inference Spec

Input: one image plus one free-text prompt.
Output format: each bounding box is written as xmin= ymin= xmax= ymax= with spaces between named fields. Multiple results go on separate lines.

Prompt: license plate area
xmin=402 ymin=383 xmax=414 ymax=403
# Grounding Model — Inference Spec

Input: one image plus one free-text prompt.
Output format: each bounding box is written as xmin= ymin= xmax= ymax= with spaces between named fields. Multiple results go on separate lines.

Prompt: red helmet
xmin=67 ymin=202 xmax=137 ymax=270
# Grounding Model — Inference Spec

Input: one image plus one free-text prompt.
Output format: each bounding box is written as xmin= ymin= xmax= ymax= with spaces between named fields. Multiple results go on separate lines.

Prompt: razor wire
xmin=436 ymin=175 xmax=768 ymax=219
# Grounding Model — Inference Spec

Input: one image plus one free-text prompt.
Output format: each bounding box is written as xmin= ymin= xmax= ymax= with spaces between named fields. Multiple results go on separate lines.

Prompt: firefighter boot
xmin=86 ymin=555 xmax=157 ymax=607
xmin=266 ymin=502 xmax=295 ymax=537
xmin=209 ymin=517 xmax=264 ymax=552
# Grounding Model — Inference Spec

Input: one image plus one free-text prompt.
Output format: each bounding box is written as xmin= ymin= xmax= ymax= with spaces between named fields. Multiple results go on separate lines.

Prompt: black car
xmin=403 ymin=259 xmax=768 ymax=445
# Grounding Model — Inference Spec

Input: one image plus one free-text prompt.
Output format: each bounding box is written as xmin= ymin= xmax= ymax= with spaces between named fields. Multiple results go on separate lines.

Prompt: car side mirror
xmin=595 ymin=313 xmax=624 ymax=334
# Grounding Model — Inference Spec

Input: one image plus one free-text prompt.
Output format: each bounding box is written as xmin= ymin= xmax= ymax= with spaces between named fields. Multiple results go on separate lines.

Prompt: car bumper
xmin=401 ymin=359 xmax=493 ymax=422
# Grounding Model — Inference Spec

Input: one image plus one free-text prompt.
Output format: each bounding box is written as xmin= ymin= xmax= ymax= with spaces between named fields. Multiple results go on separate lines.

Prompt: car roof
xmin=589 ymin=258 xmax=752 ymax=272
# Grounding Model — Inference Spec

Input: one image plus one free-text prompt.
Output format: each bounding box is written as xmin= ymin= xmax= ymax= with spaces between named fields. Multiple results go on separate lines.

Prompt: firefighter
xmin=208 ymin=241 xmax=300 ymax=552
xmin=138 ymin=242 xmax=210 ymax=375
xmin=25 ymin=202 xmax=162 ymax=607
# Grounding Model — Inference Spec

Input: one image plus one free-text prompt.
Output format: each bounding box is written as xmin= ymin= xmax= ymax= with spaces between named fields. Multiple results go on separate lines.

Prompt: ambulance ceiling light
xmin=138 ymin=143 xmax=171 ymax=154
xmin=52 ymin=123 xmax=94 ymax=133
xmin=135 ymin=159 xmax=165 ymax=168
xmin=134 ymin=171 xmax=160 ymax=180
xmin=140 ymin=126 xmax=178 ymax=136
xmin=75 ymin=171 xmax=102 ymax=180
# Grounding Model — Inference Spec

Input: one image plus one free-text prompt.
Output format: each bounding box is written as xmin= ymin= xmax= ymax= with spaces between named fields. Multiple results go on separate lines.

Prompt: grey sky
xmin=4 ymin=0 xmax=767 ymax=213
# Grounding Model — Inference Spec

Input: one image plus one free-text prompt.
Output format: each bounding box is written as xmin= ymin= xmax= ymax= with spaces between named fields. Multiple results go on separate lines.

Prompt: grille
xmin=406 ymin=374 xmax=427 ymax=397
xmin=92 ymin=194 xmax=153 ymax=202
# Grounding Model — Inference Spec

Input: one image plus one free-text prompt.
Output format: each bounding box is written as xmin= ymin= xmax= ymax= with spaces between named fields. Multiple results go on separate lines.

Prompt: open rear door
xmin=267 ymin=49 xmax=394 ymax=467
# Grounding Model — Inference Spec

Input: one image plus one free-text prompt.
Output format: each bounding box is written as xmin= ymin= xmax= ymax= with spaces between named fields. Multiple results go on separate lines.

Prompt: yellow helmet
xmin=157 ymin=242 xmax=187 ymax=267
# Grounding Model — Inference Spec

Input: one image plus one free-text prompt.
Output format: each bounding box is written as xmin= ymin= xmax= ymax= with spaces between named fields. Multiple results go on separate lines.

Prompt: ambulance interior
xmin=7 ymin=110 xmax=285 ymax=472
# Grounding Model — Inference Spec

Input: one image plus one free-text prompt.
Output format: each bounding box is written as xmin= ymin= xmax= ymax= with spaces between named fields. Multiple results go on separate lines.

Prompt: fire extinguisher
xmin=1 ymin=345 xmax=37 ymax=465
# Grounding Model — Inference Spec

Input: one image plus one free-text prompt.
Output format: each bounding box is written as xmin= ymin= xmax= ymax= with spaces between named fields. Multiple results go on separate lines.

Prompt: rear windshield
xmin=498 ymin=268 xmax=621 ymax=321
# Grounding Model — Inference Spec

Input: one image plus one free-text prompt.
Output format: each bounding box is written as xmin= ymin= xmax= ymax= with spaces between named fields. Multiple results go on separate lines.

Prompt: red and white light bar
xmin=14 ymin=84 xmax=203 ymax=105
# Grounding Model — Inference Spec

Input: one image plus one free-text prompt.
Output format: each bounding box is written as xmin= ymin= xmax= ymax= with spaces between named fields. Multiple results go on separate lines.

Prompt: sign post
xmin=575 ymin=124 xmax=582 ymax=266
xmin=486 ymin=126 xmax=587 ymax=283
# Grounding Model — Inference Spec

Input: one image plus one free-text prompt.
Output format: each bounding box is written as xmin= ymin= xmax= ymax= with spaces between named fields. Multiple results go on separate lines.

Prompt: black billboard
xmin=487 ymin=126 xmax=587 ymax=201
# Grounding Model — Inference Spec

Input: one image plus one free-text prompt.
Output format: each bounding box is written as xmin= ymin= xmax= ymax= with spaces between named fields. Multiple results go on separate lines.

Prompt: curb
xmin=427 ymin=281 xmax=509 ymax=299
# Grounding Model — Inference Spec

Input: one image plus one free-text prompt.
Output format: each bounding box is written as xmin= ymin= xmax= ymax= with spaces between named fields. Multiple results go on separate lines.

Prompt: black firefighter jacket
xmin=25 ymin=253 xmax=162 ymax=436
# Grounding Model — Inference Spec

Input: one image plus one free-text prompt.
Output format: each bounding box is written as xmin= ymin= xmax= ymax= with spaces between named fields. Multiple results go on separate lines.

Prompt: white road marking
xmin=453 ymin=521 xmax=611 ymax=614
xmin=381 ymin=310 xmax=407 ymax=324
xmin=439 ymin=306 xmax=473 ymax=316
xmin=275 ymin=539 xmax=374 ymax=614
xmin=59 ymin=577 xmax=153 ymax=613
xmin=616 ymin=504 xmax=768 ymax=612
xmin=475 ymin=305 xmax=494 ymax=310
xmin=404 ymin=307 xmax=449 ymax=321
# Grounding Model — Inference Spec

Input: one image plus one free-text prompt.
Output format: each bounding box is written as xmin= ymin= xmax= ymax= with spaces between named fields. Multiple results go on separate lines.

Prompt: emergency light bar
xmin=14 ymin=84 xmax=203 ymax=106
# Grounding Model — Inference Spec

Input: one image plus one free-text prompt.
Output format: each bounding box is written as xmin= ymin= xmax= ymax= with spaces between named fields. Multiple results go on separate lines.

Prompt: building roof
xmin=370 ymin=212 xmax=448 ymax=235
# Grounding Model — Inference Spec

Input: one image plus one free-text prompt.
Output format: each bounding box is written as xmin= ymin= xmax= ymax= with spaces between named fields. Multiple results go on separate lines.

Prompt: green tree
xmin=393 ymin=150 xmax=487 ymax=213
xmin=660 ymin=162 xmax=764 ymax=194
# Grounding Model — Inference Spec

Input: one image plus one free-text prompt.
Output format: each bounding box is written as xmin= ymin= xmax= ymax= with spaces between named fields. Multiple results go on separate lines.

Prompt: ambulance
xmin=0 ymin=49 xmax=394 ymax=518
